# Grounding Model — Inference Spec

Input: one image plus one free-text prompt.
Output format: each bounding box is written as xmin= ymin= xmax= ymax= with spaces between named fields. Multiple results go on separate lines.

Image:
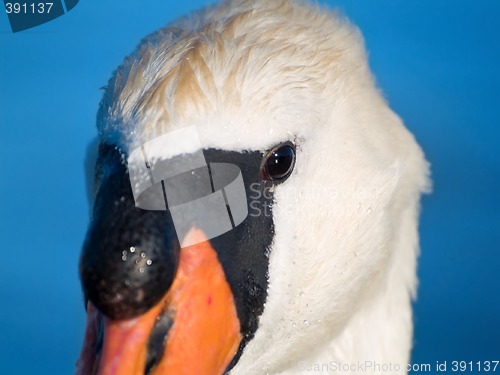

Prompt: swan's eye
xmin=262 ymin=142 xmax=296 ymax=181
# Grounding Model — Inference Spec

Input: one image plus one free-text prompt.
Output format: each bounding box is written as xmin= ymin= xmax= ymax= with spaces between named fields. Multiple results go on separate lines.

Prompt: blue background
xmin=0 ymin=1 xmax=498 ymax=374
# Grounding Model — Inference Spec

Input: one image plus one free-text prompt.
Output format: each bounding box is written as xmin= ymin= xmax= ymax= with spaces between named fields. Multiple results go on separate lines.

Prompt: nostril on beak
xmin=95 ymin=312 xmax=103 ymax=354
xmin=79 ymin=167 xmax=180 ymax=320
xmin=144 ymin=310 xmax=174 ymax=375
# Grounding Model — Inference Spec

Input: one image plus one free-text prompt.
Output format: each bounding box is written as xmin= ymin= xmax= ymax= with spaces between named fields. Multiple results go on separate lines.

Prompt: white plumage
xmin=96 ymin=0 xmax=429 ymax=373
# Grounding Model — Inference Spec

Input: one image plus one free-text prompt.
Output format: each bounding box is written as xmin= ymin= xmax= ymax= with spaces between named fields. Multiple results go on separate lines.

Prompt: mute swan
xmin=77 ymin=1 xmax=429 ymax=374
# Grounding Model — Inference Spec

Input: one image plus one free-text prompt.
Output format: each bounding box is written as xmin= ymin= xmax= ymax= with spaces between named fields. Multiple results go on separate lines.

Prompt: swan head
xmin=77 ymin=1 xmax=429 ymax=374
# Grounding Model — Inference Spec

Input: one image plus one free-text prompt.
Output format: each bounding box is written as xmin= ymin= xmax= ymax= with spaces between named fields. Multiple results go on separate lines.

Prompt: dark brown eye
xmin=262 ymin=142 xmax=296 ymax=181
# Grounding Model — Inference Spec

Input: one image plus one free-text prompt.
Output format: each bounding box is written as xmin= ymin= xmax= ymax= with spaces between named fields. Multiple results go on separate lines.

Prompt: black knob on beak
xmin=79 ymin=147 xmax=179 ymax=320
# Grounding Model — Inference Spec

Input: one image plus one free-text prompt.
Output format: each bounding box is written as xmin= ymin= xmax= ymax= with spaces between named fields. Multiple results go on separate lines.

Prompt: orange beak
xmin=76 ymin=229 xmax=242 ymax=375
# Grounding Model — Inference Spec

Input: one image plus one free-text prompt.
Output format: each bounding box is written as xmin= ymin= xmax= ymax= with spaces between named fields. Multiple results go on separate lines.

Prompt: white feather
xmin=98 ymin=0 xmax=430 ymax=373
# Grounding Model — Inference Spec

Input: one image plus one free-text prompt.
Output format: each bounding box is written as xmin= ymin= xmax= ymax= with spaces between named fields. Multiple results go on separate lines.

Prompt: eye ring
xmin=261 ymin=141 xmax=296 ymax=182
